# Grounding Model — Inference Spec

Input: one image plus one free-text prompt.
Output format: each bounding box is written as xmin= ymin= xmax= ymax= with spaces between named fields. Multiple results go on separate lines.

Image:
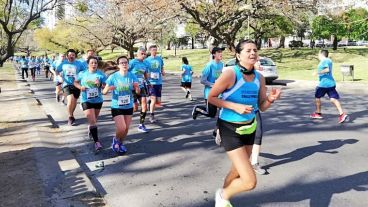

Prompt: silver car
xmin=225 ymin=57 xmax=279 ymax=83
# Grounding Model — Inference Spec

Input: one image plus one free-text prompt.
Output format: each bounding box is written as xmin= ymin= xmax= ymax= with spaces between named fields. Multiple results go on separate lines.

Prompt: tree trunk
xmin=332 ymin=35 xmax=338 ymax=50
xmin=278 ymin=36 xmax=285 ymax=48
xmin=128 ymin=44 xmax=134 ymax=59
xmin=167 ymin=41 xmax=171 ymax=50
xmin=254 ymin=37 xmax=262 ymax=50
xmin=191 ymin=36 xmax=195 ymax=49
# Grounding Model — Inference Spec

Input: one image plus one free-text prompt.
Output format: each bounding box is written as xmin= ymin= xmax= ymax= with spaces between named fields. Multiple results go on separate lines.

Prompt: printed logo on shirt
xmin=150 ymin=60 xmax=160 ymax=69
xmin=116 ymin=81 xmax=131 ymax=92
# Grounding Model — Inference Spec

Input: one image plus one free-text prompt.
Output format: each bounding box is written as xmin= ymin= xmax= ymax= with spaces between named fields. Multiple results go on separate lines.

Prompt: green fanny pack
xmin=235 ymin=119 xmax=257 ymax=135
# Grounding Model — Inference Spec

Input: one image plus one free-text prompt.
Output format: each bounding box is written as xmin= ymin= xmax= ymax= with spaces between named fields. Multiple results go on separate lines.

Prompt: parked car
xmin=347 ymin=40 xmax=357 ymax=46
xmin=225 ymin=57 xmax=278 ymax=84
xmin=315 ymin=40 xmax=332 ymax=48
xmin=288 ymin=40 xmax=304 ymax=49
xmin=357 ymin=40 xmax=368 ymax=46
xmin=338 ymin=41 xmax=347 ymax=47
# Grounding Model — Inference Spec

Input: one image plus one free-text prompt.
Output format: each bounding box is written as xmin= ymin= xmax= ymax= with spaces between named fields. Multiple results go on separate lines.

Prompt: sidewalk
xmin=0 ymin=64 xmax=105 ymax=207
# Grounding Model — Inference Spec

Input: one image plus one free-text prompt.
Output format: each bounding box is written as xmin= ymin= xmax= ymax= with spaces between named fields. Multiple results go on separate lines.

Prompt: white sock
xmin=251 ymin=154 xmax=258 ymax=165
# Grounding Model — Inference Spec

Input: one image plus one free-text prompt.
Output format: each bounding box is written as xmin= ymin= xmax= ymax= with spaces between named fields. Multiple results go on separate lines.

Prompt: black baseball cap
xmin=211 ymin=47 xmax=225 ymax=54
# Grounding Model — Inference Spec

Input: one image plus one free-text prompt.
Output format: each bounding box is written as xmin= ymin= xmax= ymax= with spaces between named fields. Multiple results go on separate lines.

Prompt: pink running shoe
xmin=310 ymin=112 xmax=323 ymax=119
xmin=338 ymin=113 xmax=348 ymax=123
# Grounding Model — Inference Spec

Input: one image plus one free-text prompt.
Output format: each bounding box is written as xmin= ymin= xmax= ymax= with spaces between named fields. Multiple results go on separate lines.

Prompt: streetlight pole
xmin=239 ymin=4 xmax=254 ymax=40
xmin=160 ymin=27 xmax=163 ymax=57
xmin=247 ymin=15 xmax=250 ymax=39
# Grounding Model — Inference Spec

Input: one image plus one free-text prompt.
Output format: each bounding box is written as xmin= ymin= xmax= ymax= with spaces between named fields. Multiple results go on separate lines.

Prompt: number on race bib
xmin=118 ymin=95 xmax=131 ymax=106
xmin=150 ymin=72 xmax=160 ymax=79
xmin=86 ymin=88 xmax=98 ymax=99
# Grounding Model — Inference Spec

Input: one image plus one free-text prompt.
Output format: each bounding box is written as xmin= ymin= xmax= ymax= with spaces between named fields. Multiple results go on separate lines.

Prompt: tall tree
xmin=0 ymin=0 xmax=58 ymax=66
xmin=179 ymin=0 xmax=320 ymax=51
xmin=343 ymin=8 xmax=368 ymax=41
xmin=312 ymin=15 xmax=346 ymax=50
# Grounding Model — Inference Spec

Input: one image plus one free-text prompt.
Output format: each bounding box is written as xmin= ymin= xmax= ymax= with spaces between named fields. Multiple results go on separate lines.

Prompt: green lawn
xmin=17 ymin=47 xmax=368 ymax=82
xmin=160 ymin=47 xmax=368 ymax=82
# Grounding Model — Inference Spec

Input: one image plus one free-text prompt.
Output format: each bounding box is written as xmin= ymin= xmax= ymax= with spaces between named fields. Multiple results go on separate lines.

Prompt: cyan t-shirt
xmin=145 ymin=56 xmax=164 ymax=85
xmin=106 ymin=71 xmax=138 ymax=109
xmin=128 ymin=59 xmax=149 ymax=88
xmin=202 ymin=60 xmax=223 ymax=99
xmin=56 ymin=60 xmax=86 ymax=87
xmin=77 ymin=70 xmax=107 ymax=103
xmin=318 ymin=58 xmax=335 ymax=88
xmin=19 ymin=59 xmax=28 ymax=68
xmin=181 ymin=64 xmax=193 ymax=82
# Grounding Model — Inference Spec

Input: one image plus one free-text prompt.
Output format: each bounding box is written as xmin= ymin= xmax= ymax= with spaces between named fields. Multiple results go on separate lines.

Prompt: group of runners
xmin=13 ymin=54 xmax=55 ymax=81
xmin=12 ymin=40 xmax=349 ymax=207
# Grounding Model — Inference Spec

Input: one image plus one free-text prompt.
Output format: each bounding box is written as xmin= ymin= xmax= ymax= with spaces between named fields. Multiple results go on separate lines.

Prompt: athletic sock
xmin=89 ymin=125 xmax=98 ymax=142
xmin=140 ymin=111 xmax=147 ymax=124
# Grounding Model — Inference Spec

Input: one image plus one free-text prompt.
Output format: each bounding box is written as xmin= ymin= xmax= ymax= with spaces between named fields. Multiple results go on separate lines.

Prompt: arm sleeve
xmin=200 ymin=64 xmax=213 ymax=87
xmin=128 ymin=60 xmax=134 ymax=72
xmin=132 ymin=73 xmax=139 ymax=83
xmin=76 ymin=71 xmax=83 ymax=82
xmin=56 ymin=63 xmax=62 ymax=73
xmin=318 ymin=60 xmax=330 ymax=72
xmin=101 ymin=73 xmax=107 ymax=84
xmin=106 ymin=75 xmax=113 ymax=86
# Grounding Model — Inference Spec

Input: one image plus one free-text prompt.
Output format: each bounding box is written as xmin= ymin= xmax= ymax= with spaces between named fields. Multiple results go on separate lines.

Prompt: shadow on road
xmin=261 ymin=139 xmax=358 ymax=169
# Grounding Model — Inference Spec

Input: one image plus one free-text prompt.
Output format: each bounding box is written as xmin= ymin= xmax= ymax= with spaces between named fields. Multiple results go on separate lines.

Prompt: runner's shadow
xmin=261 ymin=139 xmax=358 ymax=169
xmin=233 ymin=171 xmax=368 ymax=207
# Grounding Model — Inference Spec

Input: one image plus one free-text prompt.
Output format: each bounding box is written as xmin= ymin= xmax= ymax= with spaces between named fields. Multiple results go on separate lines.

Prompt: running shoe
xmin=338 ymin=112 xmax=348 ymax=124
xmin=185 ymin=91 xmax=190 ymax=99
xmin=111 ymin=137 xmax=120 ymax=153
xmin=119 ymin=143 xmax=127 ymax=153
xmin=138 ymin=124 xmax=149 ymax=133
xmin=192 ymin=106 xmax=199 ymax=120
xmin=215 ymin=189 xmax=233 ymax=207
xmin=252 ymin=163 xmax=266 ymax=175
xmin=149 ymin=115 xmax=157 ymax=123
xmin=56 ymin=94 xmax=60 ymax=102
xmin=95 ymin=141 xmax=103 ymax=151
xmin=310 ymin=112 xmax=323 ymax=119
xmin=61 ymin=96 xmax=66 ymax=105
xmin=68 ymin=117 xmax=76 ymax=126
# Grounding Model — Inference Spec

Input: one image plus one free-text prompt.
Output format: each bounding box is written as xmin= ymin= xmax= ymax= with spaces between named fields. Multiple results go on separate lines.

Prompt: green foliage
xmin=185 ymin=22 xmax=200 ymax=37
xmin=343 ymin=8 xmax=368 ymax=40
xmin=33 ymin=22 xmax=90 ymax=52
xmin=76 ymin=1 xmax=88 ymax=13
xmin=312 ymin=8 xmax=368 ymax=41
xmin=311 ymin=15 xmax=345 ymax=40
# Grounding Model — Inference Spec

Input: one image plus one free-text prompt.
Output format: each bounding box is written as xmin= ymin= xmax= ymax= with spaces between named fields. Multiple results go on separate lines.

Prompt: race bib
xmin=86 ymin=88 xmax=99 ymax=99
xmin=150 ymin=72 xmax=160 ymax=79
xmin=66 ymin=66 xmax=76 ymax=77
xmin=118 ymin=95 xmax=131 ymax=106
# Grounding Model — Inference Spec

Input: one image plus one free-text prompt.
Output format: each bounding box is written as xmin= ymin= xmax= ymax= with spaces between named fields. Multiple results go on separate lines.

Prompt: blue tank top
xmin=219 ymin=65 xmax=260 ymax=122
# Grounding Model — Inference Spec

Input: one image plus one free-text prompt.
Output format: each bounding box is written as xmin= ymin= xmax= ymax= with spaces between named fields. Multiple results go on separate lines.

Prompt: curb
xmin=12 ymin=66 xmax=106 ymax=206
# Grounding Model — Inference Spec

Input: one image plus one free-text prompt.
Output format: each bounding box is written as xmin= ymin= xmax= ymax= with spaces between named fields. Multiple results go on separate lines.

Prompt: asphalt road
xmin=28 ymin=72 xmax=368 ymax=207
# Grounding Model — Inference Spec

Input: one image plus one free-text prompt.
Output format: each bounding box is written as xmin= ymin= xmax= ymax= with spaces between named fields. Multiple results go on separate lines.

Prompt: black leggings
xmin=21 ymin=68 xmax=28 ymax=79
xmin=196 ymin=99 xmax=217 ymax=118
xmin=30 ymin=68 xmax=36 ymax=78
